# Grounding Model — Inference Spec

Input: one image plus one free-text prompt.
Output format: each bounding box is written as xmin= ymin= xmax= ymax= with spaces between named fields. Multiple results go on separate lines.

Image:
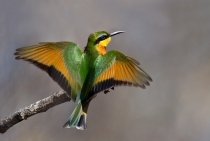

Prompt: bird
xmin=14 ymin=30 xmax=152 ymax=130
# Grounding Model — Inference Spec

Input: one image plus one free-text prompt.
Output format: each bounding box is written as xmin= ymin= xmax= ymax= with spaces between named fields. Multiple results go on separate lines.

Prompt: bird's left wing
xmin=87 ymin=50 xmax=152 ymax=99
xmin=14 ymin=42 xmax=83 ymax=101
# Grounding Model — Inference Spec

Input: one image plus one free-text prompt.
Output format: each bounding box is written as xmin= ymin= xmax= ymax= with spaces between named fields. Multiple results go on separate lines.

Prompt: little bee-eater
xmin=14 ymin=31 xmax=152 ymax=130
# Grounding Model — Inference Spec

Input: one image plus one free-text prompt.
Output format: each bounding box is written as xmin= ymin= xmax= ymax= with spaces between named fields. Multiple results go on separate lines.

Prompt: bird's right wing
xmin=14 ymin=42 xmax=83 ymax=101
xmin=86 ymin=50 xmax=152 ymax=99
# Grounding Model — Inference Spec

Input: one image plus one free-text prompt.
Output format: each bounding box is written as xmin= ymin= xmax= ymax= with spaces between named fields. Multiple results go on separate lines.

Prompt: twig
xmin=0 ymin=90 xmax=71 ymax=134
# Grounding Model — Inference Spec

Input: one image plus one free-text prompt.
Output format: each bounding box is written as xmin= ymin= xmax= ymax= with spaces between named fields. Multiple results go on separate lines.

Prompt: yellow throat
xmin=97 ymin=37 xmax=111 ymax=55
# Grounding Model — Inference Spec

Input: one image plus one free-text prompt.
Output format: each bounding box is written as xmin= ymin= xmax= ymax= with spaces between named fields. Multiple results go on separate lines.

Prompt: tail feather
xmin=63 ymin=101 xmax=87 ymax=130
xmin=76 ymin=112 xmax=87 ymax=130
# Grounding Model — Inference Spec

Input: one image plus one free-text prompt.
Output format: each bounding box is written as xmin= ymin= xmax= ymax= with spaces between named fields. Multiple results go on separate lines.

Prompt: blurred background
xmin=1 ymin=0 xmax=210 ymax=140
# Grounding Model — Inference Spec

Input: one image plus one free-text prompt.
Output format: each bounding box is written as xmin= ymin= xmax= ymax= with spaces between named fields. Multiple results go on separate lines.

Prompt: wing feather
xmin=88 ymin=50 xmax=152 ymax=98
xmin=14 ymin=42 xmax=82 ymax=101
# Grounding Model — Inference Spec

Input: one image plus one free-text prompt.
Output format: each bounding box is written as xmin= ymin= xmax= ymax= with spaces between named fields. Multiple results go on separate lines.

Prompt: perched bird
xmin=14 ymin=31 xmax=152 ymax=130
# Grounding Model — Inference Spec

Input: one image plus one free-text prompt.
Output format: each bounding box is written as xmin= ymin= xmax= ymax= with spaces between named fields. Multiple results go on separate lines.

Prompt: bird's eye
xmin=100 ymin=36 xmax=106 ymax=40
xmin=94 ymin=35 xmax=107 ymax=44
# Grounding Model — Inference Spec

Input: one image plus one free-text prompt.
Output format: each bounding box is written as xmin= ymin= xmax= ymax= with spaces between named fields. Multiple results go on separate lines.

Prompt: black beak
xmin=110 ymin=31 xmax=125 ymax=37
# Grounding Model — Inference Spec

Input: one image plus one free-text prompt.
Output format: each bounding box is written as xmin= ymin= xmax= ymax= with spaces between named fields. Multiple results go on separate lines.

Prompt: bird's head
xmin=87 ymin=31 xmax=124 ymax=55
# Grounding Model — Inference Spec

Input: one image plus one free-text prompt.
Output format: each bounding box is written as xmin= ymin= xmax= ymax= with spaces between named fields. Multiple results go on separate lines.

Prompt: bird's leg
xmin=104 ymin=89 xmax=110 ymax=94
xmin=104 ymin=87 xmax=115 ymax=94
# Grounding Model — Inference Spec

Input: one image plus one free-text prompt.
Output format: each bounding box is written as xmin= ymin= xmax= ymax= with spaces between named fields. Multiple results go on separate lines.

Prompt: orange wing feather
xmin=14 ymin=42 xmax=82 ymax=101
xmin=88 ymin=51 xmax=152 ymax=99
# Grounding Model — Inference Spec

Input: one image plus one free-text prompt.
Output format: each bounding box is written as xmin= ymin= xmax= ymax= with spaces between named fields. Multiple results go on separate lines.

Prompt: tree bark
xmin=0 ymin=90 xmax=71 ymax=134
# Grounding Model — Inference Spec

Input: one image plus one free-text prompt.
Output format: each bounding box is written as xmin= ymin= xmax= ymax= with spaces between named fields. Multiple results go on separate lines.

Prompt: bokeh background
xmin=1 ymin=0 xmax=210 ymax=141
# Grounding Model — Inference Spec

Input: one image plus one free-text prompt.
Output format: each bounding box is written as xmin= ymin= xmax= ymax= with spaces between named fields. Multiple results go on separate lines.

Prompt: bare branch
xmin=0 ymin=90 xmax=71 ymax=134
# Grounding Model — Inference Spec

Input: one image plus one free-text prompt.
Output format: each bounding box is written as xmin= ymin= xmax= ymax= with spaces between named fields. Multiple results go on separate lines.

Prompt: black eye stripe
xmin=94 ymin=35 xmax=109 ymax=45
xmin=100 ymin=35 xmax=107 ymax=40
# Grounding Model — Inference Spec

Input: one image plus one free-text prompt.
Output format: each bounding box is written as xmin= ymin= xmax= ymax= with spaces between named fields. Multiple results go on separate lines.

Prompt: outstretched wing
xmin=87 ymin=50 xmax=152 ymax=98
xmin=14 ymin=42 xmax=83 ymax=101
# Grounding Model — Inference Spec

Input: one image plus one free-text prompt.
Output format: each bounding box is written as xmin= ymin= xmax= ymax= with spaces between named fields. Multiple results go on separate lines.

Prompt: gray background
xmin=1 ymin=0 xmax=210 ymax=141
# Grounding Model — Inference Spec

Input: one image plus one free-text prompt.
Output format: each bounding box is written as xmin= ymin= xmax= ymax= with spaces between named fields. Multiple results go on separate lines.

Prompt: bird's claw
xmin=104 ymin=87 xmax=115 ymax=94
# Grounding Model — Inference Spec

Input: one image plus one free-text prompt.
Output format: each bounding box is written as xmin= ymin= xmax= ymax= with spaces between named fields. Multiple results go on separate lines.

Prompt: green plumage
xmin=14 ymin=31 xmax=152 ymax=130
